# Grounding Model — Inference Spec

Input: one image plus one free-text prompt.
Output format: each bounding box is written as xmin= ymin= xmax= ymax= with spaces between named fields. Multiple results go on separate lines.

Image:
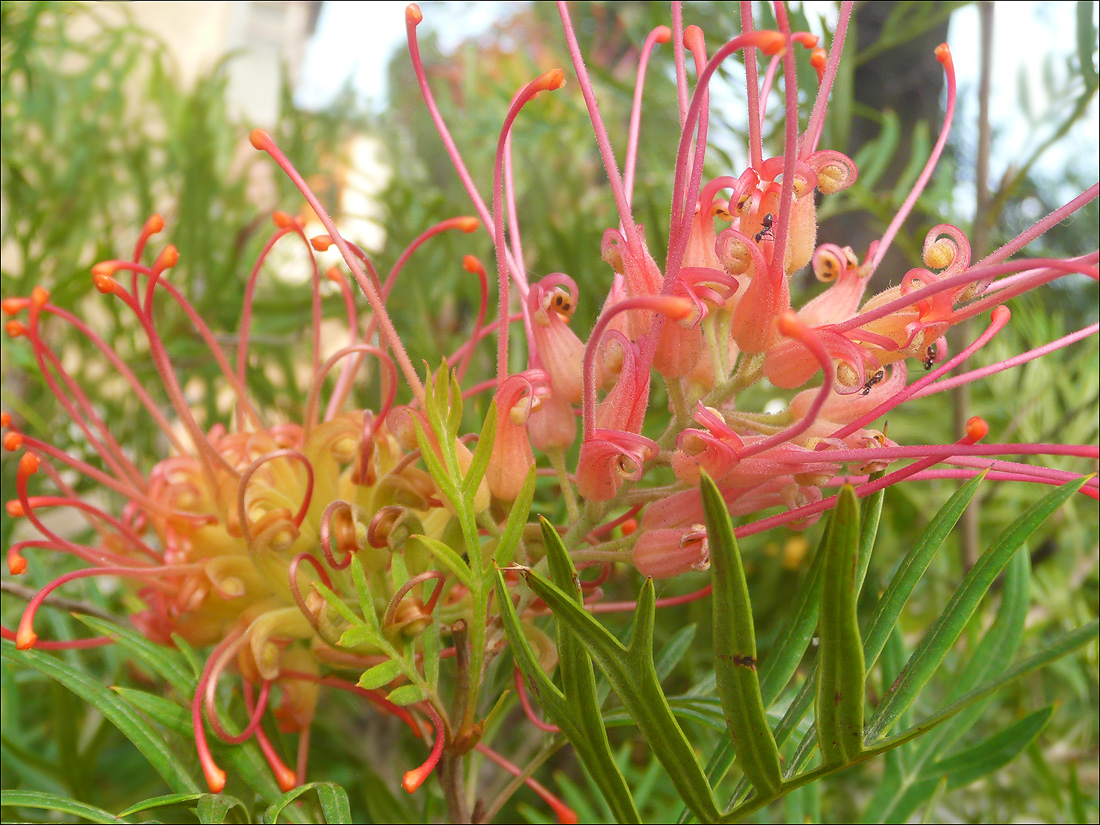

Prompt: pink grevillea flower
xmin=401 ymin=0 xmax=1095 ymax=579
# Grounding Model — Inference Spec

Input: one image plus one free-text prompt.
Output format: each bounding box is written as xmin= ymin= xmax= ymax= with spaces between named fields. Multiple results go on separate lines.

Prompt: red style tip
xmin=991 ymin=304 xmax=1011 ymax=323
xmin=5 ymin=500 xmax=23 ymax=517
xmin=792 ymin=32 xmax=819 ymax=49
xmin=30 ymin=286 xmax=50 ymax=308
xmin=274 ymin=764 xmax=298 ymax=793
xmin=1 ymin=298 xmax=25 ymax=315
xmin=5 ymin=320 xmax=26 ymax=338
xmin=8 ymin=550 xmax=26 ymax=575
xmin=154 ymin=245 xmax=179 ymax=271
xmin=0 ymin=411 xmax=10 ymax=427
xmin=249 ymin=129 xmax=272 ymax=151
xmin=965 ymin=416 xmax=989 ymax=442
xmin=683 ymin=25 xmax=704 ymax=51
xmin=655 ymin=25 xmax=672 ymax=44
xmin=202 ymin=762 xmax=228 ymax=794
xmin=93 ymin=273 xmax=118 ymax=295
xmin=621 ymin=518 xmax=638 ymax=536
xmin=402 ymin=767 xmax=428 ymax=794
xmin=4 ymin=432 xmax=22 ymax=451
xmin=144 ymin=213 xmax=165 ymax=235
xmin=406 ymin=4 xmax=422 ymax=25
xmin=810 ymin=47 xmax=827 ymax=76
xmin=455 ymin=216 xmax=479 ymax=233
xmin=935 ymin=43 xmax=952 ymax=66
xmin=273 ymin=211 xmax=294 ymax=229
xmin=462 ymin=255 xmax=486 ymax=275
xmin=18 ymin=452 xmax=39 ymax=477
xmin=751 ymin=30 xmax=786 ymax=56
xmin=15 ymin=625 xmax=37 ymax=650
xmin=311 ymin=235 xmax=334 ymax=252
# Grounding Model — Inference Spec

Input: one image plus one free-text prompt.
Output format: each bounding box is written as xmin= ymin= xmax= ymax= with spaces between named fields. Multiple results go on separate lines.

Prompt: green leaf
xmin=338 ymin=625 xmax=384 ymax=650
xmin=866 ymin=476 xmax=1088 ymax=742
xmin=0 ymin=790 xmax=119 ymax=824
xmin=923 ymin=706 xmax=1053 ymax=790
xmin=198 ymin=792 xmax=250 ymax=824
xmin=75 ymin=615 xmax=194 ymax=694
xmin=1 ymin=642 xmax=200 ymax=794
xmin=116 ymin=792 xmax=209 ymax=818
xmin=494 ymin=466 xmax=536 ymax=568
xmin=386 ymin=684 xmax=427 ymax=706
xmin=351 ymin=554 xmax=383 ymax=636
xmin=357 ymin=659 xmax=404 ymax=690
xmin=1076 ymin=0 xmax=1099 ymax=88
xmin=521 ymin=570 xmax=720 ymax=822
xmin=262 ymin=782 xmax=352 ymax=824
xmin=410 ymin=534 xmax=474 ymax=589
xmin=655 ymin=624 xmax=697 ymax=683
xmin=816 ymin=485 xmax=865 ymax=766
xmin=701 ymin=472 xmax=782 ymax=795
xmin=463 ymin=400 xmax=497 ymax=500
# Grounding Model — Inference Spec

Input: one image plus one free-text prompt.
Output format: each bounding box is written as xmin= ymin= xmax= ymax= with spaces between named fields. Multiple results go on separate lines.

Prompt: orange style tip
xmin=5 ymin=320 xmax=26 ymax=338
xmin=965 ymin=416 xmax=989 ymax=442
xmin=4 ymin=432 xmax=23 ymax=451
xmin=91 ymin=261 xmax=119 ymax=278
xmin=753 ymin=30 xmax=786 ymax=56
xmin=935 ymin=43 xmax=952 ymax=65
xmin=249 ymin=129 xmax=272 ymax=151
xmin=144 ymin=214 xmax=165 ymax=234
xmin=406 ymin=4 xmax=423 ymax=25
xmin=1 ymin=297 xmax=26 ymax=315
xmin=991 ymin=304 xmax=1011 ymax=323
xmin=15 ymin=627 xmax=37 ymax=650
xmin=8 ymin=555 xmax=27 ymax=575
xmin=683 ymin=25 xmax=704 ymax=50
xmin=810 ymin=48 xmax=827 ymax=69
xmin=401 ymin=769 xmax=426 ymax=794
xmin=155 ymin=245 xmax=179 ymax=269
xmin=273 ymin=211 xmax=294 ymax=229
xmin=203 ymin=765 xmax=228 ymax=794
xmin=19 ymin=452 xmax=39 ymax=476
xmin=325 ymin=266 xmax=344 ymax=284
xmin=30 ymin=286 xmax=50 ymax=308
xmin=793 ymin=32 xmax=819 ymax=49
xmin=274 ymin=766 xmax=298 ymax=793
xmin=462 ymin=255 xmax=484 ymax=274
xmin=93 ymin=273 xmax=118 ymax=294
xmin=311 ymin=235 xmax=334 ymax=252
xmin=0 ymin=411 xmax=9 ymax=427
xmin=655 ymin=25 xmax=672 ymax=44
xmin=456 ymin=216 xmax=479 ymax=233
xmin=776 ymin=310 xmax=803 ymax=336
xmin=620 ymin=518 xmax=638 ymax=536
xmin=553 ymin=806 xmax=580 ymax=825
xmin=538 ymin=69 xmax=565 ymax=92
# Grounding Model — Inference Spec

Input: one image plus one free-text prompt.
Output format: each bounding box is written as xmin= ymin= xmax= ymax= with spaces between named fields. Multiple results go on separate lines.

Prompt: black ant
xmin=861 ymin=368 xmax=885 ymax=396
xmin=922 ymin=343 xmax=937 ymax=370
xmin=753 ymin=212 xmax=775 ymax=243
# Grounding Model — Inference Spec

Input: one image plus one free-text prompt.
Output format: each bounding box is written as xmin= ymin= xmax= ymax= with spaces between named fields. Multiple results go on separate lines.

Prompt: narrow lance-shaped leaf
xmin=816 ymin=484 xmax=865 ymax=765
xmin=492 ymin=569 xmax=640 ymax=824
xmin=866 ymin=475 xmax=1089 ymax=742
xmin=521 ymin=569 xmax=721 ymax=822
xmin=700 ymin=471 xmax=782 ymax=796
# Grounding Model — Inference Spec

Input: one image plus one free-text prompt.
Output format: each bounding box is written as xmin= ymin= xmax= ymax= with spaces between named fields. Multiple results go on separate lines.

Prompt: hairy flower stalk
xmin=2 ymin=1 xmax=1097 ymax=821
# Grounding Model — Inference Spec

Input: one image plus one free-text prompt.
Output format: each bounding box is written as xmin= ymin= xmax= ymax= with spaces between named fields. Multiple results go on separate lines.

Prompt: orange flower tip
xmin=935 ymin=43 xmax=952 ymax=66
xmin=5 ymin=501 xmax=22 ymax=518
xmin=311 ymin=235 xmax=334 ymax=252
xmin=793 ymin=32 xmax=819 ymax=49
xmin=249 ymin=128 xmax=273 ymax=151
xmin=536 ymin=69 xmax=565 ymax=93
xmin=621 ymin=518 xmax=638 ymax=536
xmin=0 ymin=411 xmax=10 ymax=427
xmin=8 ymin=553 xmax=27 ymax=575
xmin=991 ymin=304 xmax=1011 ymax=323
xmin=402 ymin=768 xmax=427 ymax=794
xmin=93 ymin=273 xmax=119 ymax=295
xmin=274 ymin=765 xmax=298 ymax=793
xmin=272 ymin=210 xmax=294 ymax=229
xmin=655 ymin=25 xmax=672 ymax=44
xmin=405 ymin=4 xmax=423 ymax=26
xmin=5 ymin=320 xmax=26 ymax=338
xmin=456 ymin=216 xmax=479 ymax=233
xmin=144 ymin=214 xmax=165 ymax=235
xmin=325 ymin=266 xmax=344 ymax=284
xmin=776 ymin=310 xmax=804 ymax=336
xmin=1 ymin=297 xmax=26 ymax=315
xmin=462 ymin=255 xmax=485 ymax=275
xmin=553 ymin=805 xmax=579 ymax=825
xmin=91 ymin=261 xmax=120 ymax=278
xmin=30 ymin=286 xmax=50 ymax=308
xmin=19 ymin=452 xmax=39 ymax=476
xmin=965 ymin=416 xmax=989 ymax=442
xmin=155 ymin=245 xmax=179 ymax=270
xmin=752 ymin=30 xmax=786 ymax=56
xmin=15 ymin=626 xmax=37 ymax=650
xmin=810 ymin=48 xmax=827 ymax=70
xmin=4 ymin=432 xmax=23 ymax=451
xmin=202 ymin=764 xmax=228 ymax=794
xmin=683 ymin=25 xmax=704 ymax=51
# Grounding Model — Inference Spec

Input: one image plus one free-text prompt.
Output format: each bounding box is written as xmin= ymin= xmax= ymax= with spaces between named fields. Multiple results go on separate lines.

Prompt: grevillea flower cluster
xmin=2 ymin=1 xmax=1097 ymax=819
